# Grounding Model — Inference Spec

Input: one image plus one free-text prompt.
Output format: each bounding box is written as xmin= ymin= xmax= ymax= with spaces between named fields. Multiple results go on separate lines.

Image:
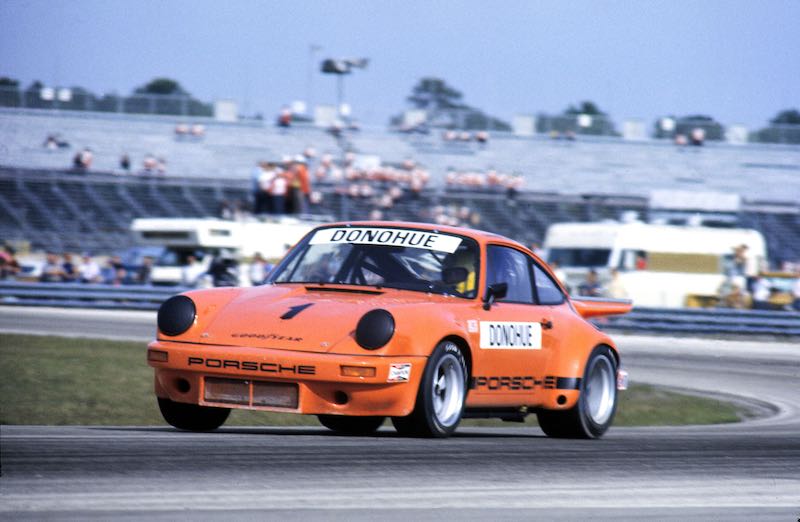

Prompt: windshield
xmin=548 ymin=248 xmax=611 ymax=268
xmin=269 ymin=226 xmax=480 ymax=299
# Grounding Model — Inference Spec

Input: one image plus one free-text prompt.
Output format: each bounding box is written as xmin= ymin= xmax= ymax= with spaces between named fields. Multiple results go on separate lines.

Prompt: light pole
xmin=307 ymin=44 xmax=322 ymax=116
xmin=320 ymin=57 xmax=368 ymax=120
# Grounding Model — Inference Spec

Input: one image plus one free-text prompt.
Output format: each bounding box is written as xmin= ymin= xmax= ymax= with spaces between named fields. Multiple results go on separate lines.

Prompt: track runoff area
xmin=0 ymin=307 xmax=798 ymax=519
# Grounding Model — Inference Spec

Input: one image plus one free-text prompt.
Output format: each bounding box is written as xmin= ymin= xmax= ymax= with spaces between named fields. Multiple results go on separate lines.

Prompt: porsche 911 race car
xmin=147 ymin=221 xmax=632 ymax=438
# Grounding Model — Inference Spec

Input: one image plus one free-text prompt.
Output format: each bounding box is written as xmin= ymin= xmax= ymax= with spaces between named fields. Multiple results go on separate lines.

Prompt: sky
xmin=1 ymin=0 xmax=798 ymax=128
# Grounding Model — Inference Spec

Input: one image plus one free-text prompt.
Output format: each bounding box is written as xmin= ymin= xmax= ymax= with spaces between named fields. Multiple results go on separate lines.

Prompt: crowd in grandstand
xmin=174 ymin=123 xmax=206 ymax=139
xmin=28 ymin=251 xmax=152 ymax=286
xmin=251 ymin=154 xmax=313 ymax=215
xmin=445 ymin=168 xmax=524 ymax=195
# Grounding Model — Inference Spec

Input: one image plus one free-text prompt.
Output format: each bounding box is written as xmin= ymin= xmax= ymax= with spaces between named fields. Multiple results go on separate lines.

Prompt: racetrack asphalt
xmin=1 ymin=306 xmax=799 ymax=520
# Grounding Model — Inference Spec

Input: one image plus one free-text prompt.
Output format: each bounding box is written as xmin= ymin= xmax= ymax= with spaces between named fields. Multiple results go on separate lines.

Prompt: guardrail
xmin=0 ymin=281 xmax=188 ymax=311
xmin=596 ymin=306 xmax=800 ymax=337
xmin=1 ymin=281 xmax=798 ymax=337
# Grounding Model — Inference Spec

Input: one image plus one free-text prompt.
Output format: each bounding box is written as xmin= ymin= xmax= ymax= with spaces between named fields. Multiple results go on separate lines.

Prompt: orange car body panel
xmin=148 ymin=221 xmax=631 ymax=417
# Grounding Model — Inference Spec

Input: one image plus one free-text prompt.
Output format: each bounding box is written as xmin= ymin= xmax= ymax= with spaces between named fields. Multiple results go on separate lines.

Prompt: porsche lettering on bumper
xmin=187 ymin=356 xmax=316 ymax=375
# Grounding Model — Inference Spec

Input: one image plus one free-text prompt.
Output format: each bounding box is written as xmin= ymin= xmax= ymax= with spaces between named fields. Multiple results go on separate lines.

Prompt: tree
xmin=564 ymin=101 xmax=605 ymax=116
xmin=770 ymin=109 xmax=800 ymax=125
xmin=395 ymin=77 xmax=509 ymax=131
xmin=135 ymin=78 xmax=187 ymax=96
xmin=407 ymin=77 xmax=465 ymax=111
xmin=0 ymin=77 xmax=19 ymax=87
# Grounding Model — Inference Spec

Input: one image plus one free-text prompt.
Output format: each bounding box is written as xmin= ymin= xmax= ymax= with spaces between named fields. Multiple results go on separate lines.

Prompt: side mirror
xmin=482 ymin=282 xmax=508 ymax=310
xmin=442 ymin=267 xmax=468 ymax=285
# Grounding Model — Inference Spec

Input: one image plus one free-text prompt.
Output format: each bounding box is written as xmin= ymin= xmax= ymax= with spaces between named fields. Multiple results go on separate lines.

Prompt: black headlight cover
xmin=355 ymin=309 xmax=395 ymax=350
xmin=158 ymin=295 xmax=196 ymax=336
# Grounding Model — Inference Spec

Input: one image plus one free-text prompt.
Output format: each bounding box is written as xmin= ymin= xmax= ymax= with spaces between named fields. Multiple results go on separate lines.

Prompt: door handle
xmin=540 ymin=319 xmax=553 ymax=330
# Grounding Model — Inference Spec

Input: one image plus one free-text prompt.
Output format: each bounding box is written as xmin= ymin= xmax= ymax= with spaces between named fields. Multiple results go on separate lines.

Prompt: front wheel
xmin=157 ymin=397 xmax=230 ymax=432
xmin=392 ymin=341 xmax=467 ymax=438
xmin=537 ymin=345 xmax=618 ymax=439
xmin=317 ymin=415 xmax=385 ymax=435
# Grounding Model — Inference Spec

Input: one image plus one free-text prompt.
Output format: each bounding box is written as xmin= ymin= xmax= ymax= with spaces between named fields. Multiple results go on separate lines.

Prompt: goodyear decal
xmin=310 ymin=227 xmax=462 ymax=253
xmin=479 ymin=321 xmax=541 ymax=349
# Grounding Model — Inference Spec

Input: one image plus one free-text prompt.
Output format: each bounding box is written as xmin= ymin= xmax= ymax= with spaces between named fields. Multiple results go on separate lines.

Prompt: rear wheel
xmin=537 ymin=345 xmax=618 ymax=439
xmin=157 ymin=397 xmax=230 ymax=432
xmin=317 ymin=415 xmax=385 ymax=435
xmin=392 ymin=341 xmax=467 ymax=438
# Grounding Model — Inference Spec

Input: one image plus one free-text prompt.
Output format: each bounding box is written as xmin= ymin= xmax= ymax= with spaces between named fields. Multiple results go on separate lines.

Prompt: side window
xmin=532 ymin=263 xmax=565 ymax=305
xmin=486 ymin=246 xmax=534 ymax=304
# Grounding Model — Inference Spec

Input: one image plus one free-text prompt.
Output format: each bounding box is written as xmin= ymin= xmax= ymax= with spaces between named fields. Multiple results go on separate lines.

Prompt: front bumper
xmin=147 ymin=340 xmax=426 ymax=417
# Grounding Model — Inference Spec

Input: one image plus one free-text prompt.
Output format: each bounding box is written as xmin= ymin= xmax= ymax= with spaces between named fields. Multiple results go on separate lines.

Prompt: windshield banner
xmin=310 ymin=227 xmax=462 ymax=253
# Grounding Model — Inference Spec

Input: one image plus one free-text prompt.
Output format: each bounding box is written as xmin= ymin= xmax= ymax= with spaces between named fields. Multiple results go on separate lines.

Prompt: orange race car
xmin=147 ymin=221 xmax=632 ymax=438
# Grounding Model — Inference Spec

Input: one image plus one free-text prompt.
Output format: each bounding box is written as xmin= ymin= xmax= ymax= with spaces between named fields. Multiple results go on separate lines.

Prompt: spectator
xmin=0 ymin=245 xmax=21 ymax=280
xmin=119 ymin=154 xmax=131 ymax=173
xmin=292 ymin=156 xmax=311 ymax=214
xmin=103 ymin=255 xmax=127 ymax=285
xmin=750 ymin=276 xmax=771 ymax=310
xmin=577 ymin=269 xmax=603 ymax=297
xmin=249 ymin=253 xmax=273 ymax=286
xmin=690 ymin=128 xmax=705 ymax=146
xmin=635 ymin=252 xmax=648 ymax=270
xmin=40 ymin=252 xmax=66 ymax=282
xmin=137 ymin=256 xmax=153 ymax=285
xmin=252 ymin=162 xmax=270 ymax=214
xmin=78 ymin=253 xmax=102 ymax=283
xmin=732 ymin=245 xmax=748 ymax=276
xmin=269 ymin=169 xmax=288 ymax=214
xmin=720 ymin=283 xmax=749 ymax=309
xmin=606 ymin=268 xmax=628 ymax=299
xmin=72 ymin=151 xmax=84 ymax=170
xmin=207 ymin=250 xmax=239 ymax=287
xmin=219 ymin=199 xmax=234 ymax=220
xmin=277 ymin=106 xmax=292 ymax=128
xmin=181 ymin=254 xmax=205 ymax=287
xmin=61 ymin=253 xmax=77 ymax=282
xmin=141 ymin=155 xmax=158 ymax=176
xmin=80 ymin=148 xmax=93 ymax=169
xmin=156 ymin=157 xmax=167 ymax=176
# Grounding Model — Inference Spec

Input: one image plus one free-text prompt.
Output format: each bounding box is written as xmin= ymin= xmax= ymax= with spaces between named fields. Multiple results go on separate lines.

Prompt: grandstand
xmin=2 ymin=110 xmax=800 ymax=201
xmin=1 ymin=110 xmax=799 ymax=267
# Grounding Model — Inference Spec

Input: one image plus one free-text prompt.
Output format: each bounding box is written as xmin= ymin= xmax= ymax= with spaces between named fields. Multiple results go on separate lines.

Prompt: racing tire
xmin=317 ymin=415 xmax=385 ymax=435
xmin=157 ymin=397 xmax=230 ymax=432
xmin=537 ymin=345 xmax=618 ymax=439
xmin=391 ymin=341 xmax=468 ymax=438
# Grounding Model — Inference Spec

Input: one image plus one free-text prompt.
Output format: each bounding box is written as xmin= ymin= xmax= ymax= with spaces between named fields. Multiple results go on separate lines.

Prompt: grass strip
xmin=1 ymin=334 xmax=741 ymax=427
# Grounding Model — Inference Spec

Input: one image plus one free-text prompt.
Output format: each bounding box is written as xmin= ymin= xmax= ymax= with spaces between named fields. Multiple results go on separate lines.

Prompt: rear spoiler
xmin=571 ymin=297 xmax=633 ymax=318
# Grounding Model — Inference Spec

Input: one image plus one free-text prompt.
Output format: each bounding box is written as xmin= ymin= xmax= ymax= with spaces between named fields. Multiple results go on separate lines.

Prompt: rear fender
xmin=571 ymin=297 xmax=632 ymax=319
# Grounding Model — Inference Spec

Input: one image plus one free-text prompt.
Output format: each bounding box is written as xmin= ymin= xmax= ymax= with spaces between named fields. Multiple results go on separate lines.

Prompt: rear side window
xmin=486 ymin=246 xmax=534 ymax=304
xmin=532 ymin=264 xmax=565 ymax=305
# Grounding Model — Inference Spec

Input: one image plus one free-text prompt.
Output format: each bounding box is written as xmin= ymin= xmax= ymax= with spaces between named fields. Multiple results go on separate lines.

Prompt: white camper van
xmin=544 ymin=221 xmax=767 ymax=308
xmin=130 ymin=216 xmax=320 ymax=286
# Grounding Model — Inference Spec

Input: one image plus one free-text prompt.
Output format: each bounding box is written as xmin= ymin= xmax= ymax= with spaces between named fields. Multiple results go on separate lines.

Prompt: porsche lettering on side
xmin=147 ymin=221 xmax=632 ymax=439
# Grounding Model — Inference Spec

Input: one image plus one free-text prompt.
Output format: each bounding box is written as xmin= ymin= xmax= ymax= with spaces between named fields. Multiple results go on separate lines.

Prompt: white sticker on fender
xmin=310 ymin=227 xmax=462 ymax=253
xmin=479 ymin=321 xmax=542 ymax=349
xmin=388 ymin=363 xmax=412 ymax=382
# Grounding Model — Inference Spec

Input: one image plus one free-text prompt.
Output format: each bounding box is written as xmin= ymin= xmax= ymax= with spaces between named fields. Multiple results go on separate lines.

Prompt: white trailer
xmin=543 ymin=221 xmax=767 ymax=308
xmin=131 ymin=216 xmax=322 ymax=286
